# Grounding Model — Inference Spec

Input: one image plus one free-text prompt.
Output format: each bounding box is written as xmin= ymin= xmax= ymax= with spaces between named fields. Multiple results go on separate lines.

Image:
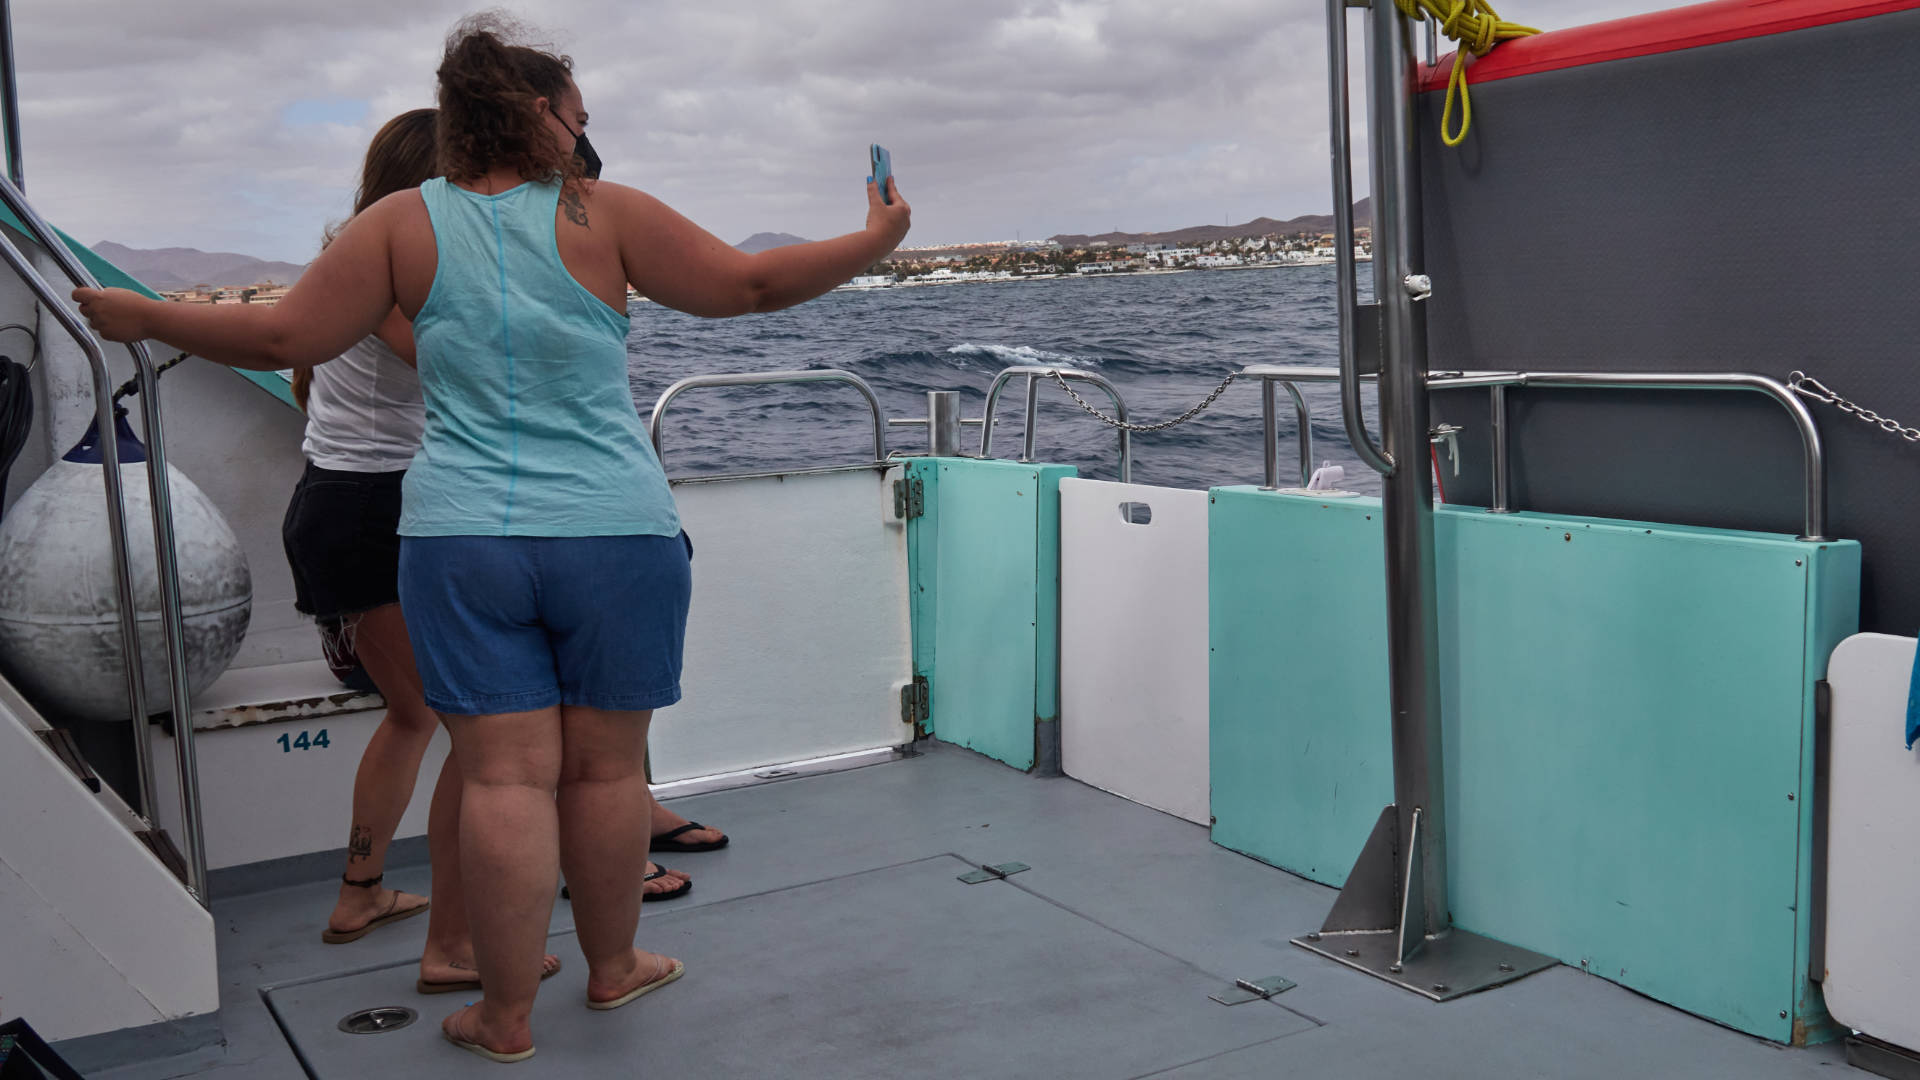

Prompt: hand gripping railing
xmin=978 ymin=365 xmax=1132 ymax=484
xmin=1327 ymin=0 xmax=1395 ymax=479
xmin=0 ymin=172 xmax=208 ymax=904
xmin=649 ymin=369 xmax=889 ymax=478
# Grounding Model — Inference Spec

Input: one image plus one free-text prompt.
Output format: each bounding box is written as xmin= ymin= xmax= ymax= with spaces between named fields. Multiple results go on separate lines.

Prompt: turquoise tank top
xmin=400 ymin=178 xmax=680 ymax=538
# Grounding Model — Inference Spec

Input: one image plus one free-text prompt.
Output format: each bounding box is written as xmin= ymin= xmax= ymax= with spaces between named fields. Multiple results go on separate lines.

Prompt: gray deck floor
xmin=91 ymin=742 xmax=1850 ymax=1079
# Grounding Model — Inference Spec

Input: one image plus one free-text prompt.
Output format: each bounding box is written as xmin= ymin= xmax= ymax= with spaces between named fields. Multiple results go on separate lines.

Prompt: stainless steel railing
xmin=0 ymin=172 xmax=208 ymax=903
xmin=649 ymin=369 xmax=889 ymax=478
xmin=1237 ymin=363 xmax=1829 ymax=542
xmin=978 ymin=365 xmax=1132 ymax=484
xmin=1326 ymin=0 xmax=1394 ymax=479
xmin=1425 ymin=369 xmax=1829 ymax=541
xmin=1242 ymin=364 xmax=1348 ymax=489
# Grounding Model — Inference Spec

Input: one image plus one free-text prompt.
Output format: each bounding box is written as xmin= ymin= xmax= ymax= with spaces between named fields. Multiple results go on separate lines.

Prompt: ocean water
xmin=625 ymin=263 xmax=1381 ymax=495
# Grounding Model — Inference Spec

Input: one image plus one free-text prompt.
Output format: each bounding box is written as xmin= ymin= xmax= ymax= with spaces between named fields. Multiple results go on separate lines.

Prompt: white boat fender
xmin=0 ymin=411 xmax=251 ymax=721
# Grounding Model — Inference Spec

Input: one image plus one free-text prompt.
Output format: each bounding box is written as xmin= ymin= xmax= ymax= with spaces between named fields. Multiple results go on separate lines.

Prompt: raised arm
xmin=613 ymin=177 xmax=911 ymax=318
xmin=72 ymin=195 xmax=408 ymax=370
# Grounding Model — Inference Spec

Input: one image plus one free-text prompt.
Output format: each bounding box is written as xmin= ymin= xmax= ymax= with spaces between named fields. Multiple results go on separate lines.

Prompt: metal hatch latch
xmin=957 ymin=861 xmax=1030 ymax=885
xmin=1403 ymin=273 xmax=1433 ymax=301
xmin=1209 ymin=974 xmax=1298 ymax=1006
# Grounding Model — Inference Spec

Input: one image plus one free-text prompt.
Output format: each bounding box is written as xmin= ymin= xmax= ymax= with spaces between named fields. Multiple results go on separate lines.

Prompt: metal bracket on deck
xmin=1292 ymin=806 xmax=1555 ymax=1000
xmin=957 ymin=861 xmax=1030 ymax=885
xmin=1209 ymin=975 xmax=1297 ymax=1006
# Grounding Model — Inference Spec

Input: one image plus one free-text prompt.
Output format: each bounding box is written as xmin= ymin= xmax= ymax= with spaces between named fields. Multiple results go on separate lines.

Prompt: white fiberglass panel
xmin=651 ymin=468 xmax=914 ymax=782
xmin=1824 ymin=632 xmax=1920 ymax=1051
xmin=1058 ymin=479 xmax=1209 ymax=824
xmin=151 ymin=704 xmax=448 ymax=871
xmin=0 ymin=676 xmax=215 ymax=1039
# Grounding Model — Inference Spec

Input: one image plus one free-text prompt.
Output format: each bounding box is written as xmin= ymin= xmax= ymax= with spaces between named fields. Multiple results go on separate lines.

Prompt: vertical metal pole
xmin=0 ymin=0 xmax=20 ymax=191
xmin=0 ymin=175 xmax=207 ymax=903
xmin=1489 ymin=384 xmax=1512 ymax=512
xmin=1262 ymin=379 xmax=1279 ymax=488
xmin=1369 ymin=0 xmax=1450 ymax=940
xmin=926 ymin=390 xmax=961 ymax=457
xmin=1020 ymin=374 xmax=1039 ymax=462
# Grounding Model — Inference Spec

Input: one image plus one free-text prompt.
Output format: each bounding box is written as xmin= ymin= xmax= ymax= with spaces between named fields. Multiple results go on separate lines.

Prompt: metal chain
xmin=110 ymin=351 xmax=192 ymax=404
xmin=1788 ymin=370 xmax=1920 ymax=443
xmin=1046 ymin=369 xmax=1240 ymax=432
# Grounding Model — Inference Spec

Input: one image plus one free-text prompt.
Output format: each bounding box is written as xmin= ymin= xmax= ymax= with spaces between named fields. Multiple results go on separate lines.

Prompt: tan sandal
xmin=586 ymin=957 xmax=685 ymax=1011
xmin=321 ymin=875 xmax=429 ymax=944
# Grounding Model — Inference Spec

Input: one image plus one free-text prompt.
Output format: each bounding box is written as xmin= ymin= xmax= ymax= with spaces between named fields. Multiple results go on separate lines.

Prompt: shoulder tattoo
xmin=561 ymin=187 xmax=590 ymax=227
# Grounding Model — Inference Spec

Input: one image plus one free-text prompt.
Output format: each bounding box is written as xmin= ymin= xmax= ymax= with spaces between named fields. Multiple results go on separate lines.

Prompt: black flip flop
xmin=653 ymin=821 xmax=729 ymax=853
xmin=560 ymin=867 xmax=691 ymax=903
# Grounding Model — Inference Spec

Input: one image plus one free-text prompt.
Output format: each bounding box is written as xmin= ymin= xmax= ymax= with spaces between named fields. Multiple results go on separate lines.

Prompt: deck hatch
xmin=262 ymin=854 xmax=1314 ymax=1077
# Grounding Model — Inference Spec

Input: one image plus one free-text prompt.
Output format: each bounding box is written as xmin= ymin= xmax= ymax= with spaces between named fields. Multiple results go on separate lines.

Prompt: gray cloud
xmin=16 ymin=0 xmax=1674 ymax=262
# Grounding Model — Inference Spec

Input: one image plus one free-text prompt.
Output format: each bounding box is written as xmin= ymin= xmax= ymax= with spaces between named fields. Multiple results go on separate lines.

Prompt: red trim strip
xmin=1418 ymin=0 xmax=1920 ymax=91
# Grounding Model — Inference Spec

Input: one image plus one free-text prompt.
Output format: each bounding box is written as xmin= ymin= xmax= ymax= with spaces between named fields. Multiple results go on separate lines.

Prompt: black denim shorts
xmin=281 ymin=462 xmax=406 ymax=621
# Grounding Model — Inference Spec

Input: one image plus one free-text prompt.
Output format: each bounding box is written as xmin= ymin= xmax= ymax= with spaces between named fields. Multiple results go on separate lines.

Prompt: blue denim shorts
xmin=397 ymin=533 xmax=692 ymax=716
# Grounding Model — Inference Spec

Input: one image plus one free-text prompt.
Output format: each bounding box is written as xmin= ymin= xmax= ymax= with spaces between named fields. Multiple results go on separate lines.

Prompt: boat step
xmin=133 ymin=827 xmax=189 ymax=886
xmin=33 ymin=727 xmax=99 ymax=793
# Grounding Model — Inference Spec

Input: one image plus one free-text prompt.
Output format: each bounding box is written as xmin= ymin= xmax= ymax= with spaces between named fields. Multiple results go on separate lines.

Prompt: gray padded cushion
xmin=1419 ymin=6 xmax=1920 ymax=633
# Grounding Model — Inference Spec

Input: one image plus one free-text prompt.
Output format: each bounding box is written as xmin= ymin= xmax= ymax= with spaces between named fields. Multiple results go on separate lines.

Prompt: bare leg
xmin=326 ymin=604 xmax=437 ymax=937
xmin=556 ymin=706 xmax=680 ymax=1005
xmin=420 ymin=746 xmax=560 ymax=987
xmin=439 ymin=707 xmax=563 ymax=1056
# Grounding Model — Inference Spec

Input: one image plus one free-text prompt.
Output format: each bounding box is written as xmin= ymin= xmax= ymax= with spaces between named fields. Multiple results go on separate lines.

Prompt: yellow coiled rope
xmin=1395 ymin=0 xmax=1539 ymax=146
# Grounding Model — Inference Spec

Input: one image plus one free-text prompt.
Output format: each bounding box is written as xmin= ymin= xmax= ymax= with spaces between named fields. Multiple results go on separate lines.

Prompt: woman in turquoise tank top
xmin=76 ymin=14 xmax=911 ymax=1065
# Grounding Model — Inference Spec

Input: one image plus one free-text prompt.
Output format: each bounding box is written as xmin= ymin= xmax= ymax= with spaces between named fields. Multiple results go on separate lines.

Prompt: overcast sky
xmin=16 ymin=0 xmax=1674 ymax=263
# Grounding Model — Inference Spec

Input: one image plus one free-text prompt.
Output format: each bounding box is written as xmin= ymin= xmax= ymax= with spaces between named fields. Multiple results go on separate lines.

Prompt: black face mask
xmin=550 ymin=108 xmax=602 ymax=179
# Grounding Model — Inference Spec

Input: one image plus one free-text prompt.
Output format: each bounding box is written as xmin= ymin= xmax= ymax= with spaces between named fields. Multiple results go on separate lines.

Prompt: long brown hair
xmin=293 ymin=107 xmax=438 ymax=411
xmin=434 ymin=13 xmax=580 ymax=187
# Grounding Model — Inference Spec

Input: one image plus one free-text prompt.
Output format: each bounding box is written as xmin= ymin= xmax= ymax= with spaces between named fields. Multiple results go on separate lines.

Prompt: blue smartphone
xmin=870 ymin=144 xmax=893 ymax=205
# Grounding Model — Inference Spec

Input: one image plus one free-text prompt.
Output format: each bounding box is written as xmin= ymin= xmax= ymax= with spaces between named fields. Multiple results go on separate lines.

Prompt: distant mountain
xmin=1048 ymin=199 xmax=1373 ymax=249
xmin=735 ymin=232 xmax=810 ymax=254
xmin=90 ymin=242 xmax=309 ymax=292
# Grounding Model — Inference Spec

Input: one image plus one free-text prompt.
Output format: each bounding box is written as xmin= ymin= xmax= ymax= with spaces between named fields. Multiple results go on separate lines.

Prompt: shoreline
xmin=833 ymin=256 xmax=1370 ymax=292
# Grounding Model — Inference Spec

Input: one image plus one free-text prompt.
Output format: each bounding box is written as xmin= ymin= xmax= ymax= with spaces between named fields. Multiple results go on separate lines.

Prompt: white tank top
xmin=302 ymin=335 xmax=424 ymax=472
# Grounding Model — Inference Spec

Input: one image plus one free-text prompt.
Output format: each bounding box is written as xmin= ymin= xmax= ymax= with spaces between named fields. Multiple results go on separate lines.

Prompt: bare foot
xmin=326 ymin=885 xmax=428 ymax=939
xmin=586 ymin=947 xmax=682 ymax=1008
xmin=442 ymin=1000 xmax=533 ymax=1060
xmin=644 ymin=861 xmax=690 ymax=897
xmin=419 ymin=952 xmax=562 ymax=990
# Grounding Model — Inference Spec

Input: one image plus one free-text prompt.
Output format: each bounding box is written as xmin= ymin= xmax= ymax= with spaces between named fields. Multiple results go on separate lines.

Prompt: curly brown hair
xmin=435 ymin=12 xmax=582 ymax=186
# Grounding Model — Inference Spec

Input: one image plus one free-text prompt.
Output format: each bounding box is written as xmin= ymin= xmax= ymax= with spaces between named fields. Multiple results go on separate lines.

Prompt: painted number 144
xmin=276 ymin=730 xmax=330 ymax=752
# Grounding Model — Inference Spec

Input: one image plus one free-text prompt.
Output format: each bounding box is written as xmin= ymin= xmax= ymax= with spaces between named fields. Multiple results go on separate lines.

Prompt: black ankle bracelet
xmin=341 ymin=873 xmax=384 ymax=888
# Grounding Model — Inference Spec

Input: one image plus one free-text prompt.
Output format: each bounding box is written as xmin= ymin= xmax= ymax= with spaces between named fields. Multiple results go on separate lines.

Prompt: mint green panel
xmin=1208 ymin=488 xmax=1391 ymax=884
xmin=1207 ymin=489 xmax=1860 ymax=1044
xmin=0 ymin=213 xmax=299 ymax=410
xmin=916 ymin=458 xmax=1074 ymax=770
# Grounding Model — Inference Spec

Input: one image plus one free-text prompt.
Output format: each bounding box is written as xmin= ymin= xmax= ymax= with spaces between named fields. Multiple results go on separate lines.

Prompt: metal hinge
xmin=958 ymin=861 xmax=1030 ymax=885
xmin=900 ymin=674 xmax=930 ymax=731
xmin=1210 ymin=974 xmax=1298 ymax=1006
xmin=893 ymin=475 xmax=925 ymax=520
